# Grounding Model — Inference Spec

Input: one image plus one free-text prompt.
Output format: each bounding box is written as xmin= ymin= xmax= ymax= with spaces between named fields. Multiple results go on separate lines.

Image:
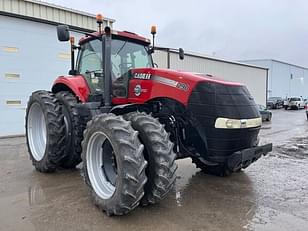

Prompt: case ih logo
xmin=134 ymin=73 xmax=152 ymax=80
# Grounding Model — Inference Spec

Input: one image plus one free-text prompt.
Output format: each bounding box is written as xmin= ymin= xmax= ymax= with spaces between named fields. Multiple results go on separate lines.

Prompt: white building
xmin=241 ymin=59 xmax=308 ymax=99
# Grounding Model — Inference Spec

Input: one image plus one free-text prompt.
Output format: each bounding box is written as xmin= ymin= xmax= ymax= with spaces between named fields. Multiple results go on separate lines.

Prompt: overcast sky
xmin=45 ymin=0 xmax=308 ymax=66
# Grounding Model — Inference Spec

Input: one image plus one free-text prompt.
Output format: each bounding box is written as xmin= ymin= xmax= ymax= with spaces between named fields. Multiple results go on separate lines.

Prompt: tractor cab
xmin=56 ymin=13 xmax=158 ymax=107
xmin=77 ymin=32 xmax=154 ymax=98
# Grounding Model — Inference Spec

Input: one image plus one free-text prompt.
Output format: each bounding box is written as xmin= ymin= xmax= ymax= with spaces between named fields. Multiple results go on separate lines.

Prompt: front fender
xmin=110 ymin=103 xmax=148 ymax=115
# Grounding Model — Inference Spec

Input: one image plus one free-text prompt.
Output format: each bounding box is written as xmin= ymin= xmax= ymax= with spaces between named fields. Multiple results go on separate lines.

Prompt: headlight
xmin=215 ymin=117 xmax=262 ymax=129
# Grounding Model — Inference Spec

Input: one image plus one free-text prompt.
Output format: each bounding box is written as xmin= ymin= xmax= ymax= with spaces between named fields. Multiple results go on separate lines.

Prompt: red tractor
xmin=25 ymin=14 xmax=272 ymax=216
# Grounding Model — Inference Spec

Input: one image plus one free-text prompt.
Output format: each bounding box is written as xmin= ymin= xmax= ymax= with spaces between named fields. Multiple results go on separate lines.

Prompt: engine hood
xmin=123 ymin=67 xmax=247 ymax=107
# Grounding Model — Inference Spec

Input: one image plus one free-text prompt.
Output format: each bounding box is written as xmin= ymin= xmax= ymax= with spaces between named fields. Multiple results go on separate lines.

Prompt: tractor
xmin=25 ymin=14 xmax=272 ymax=216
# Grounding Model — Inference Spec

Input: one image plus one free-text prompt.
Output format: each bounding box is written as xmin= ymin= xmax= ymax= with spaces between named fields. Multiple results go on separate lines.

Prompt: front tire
xmin=26 ymin=91 xmax=65 ymax=172
xmin=82 ymin=114 xmax=147 ymax=216
xmin=56 ymin=91 xmax=85 ymax=169
xmin=124 ymin=112 xmax=177 ymax=206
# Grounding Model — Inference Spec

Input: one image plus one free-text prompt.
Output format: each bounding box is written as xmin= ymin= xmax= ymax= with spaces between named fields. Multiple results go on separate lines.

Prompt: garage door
xmin=0 ymin=15 xmax=81 ymax=136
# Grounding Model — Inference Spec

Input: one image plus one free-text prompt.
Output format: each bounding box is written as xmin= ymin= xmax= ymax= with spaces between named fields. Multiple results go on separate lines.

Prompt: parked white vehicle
xmin=286 ymin=97 xmax=305 ymax=110
xmin=283 ymin=98 xmax=289 ymax=110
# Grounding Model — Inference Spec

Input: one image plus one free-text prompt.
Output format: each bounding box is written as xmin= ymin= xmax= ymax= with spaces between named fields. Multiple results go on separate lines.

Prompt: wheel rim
xmin=86 ymin=131 xmax=117 ymax=199
xmin=27 ymin=103 xmax=47 ymax=161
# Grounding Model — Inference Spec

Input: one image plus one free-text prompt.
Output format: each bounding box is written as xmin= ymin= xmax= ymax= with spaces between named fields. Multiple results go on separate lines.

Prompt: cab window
xmin=78 ymin=40 xmax=103 ymax=93
xmin=78 ymin=40 xmax=102 ymax=74
xmin=111 ymin=40 xmax=152 ymax=80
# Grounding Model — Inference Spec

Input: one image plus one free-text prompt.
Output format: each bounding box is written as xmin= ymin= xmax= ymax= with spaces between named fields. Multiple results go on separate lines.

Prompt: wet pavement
xmin=1 ymin=109 xmax=308 ymax=231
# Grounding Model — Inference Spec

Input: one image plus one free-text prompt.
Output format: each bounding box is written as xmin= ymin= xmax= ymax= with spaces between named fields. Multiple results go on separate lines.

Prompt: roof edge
xmin=156 ymin=47 xmax=268 ymax=71
xmin=240 ymin=59 xmax=308 ymax=71
xmin=25 ymin=0 xmax=115 ymax=22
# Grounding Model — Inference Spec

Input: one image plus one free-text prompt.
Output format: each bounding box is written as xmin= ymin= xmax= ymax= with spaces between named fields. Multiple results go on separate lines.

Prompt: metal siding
xmin=33 ymin=2 xmax=39 ymax=18
xmin=3 ymin=0 xmax=10 ymax=11
xmin=0 ymin=0 xmax=114 ymax=30
xmin=19 ymin=1 xmax=26 ymax=15
xmin=11 ymin=0 xmax=19 ymax=13
xmin=0 ymin=15 xmax=84 ymax=136
xmin=40 ymin=5 xmax=47 ymax=20
xmin=46 ymin=6 xmax=53 ymax=21
xmin=243 ymin=60 xmax=308 ymax=99
xmin=153 ymin=51 xmax=267 ymax=106
xmin=272 ymin=61 xmax=307 ymax=98
xmin=152 ymin=50 xmax=168 ymax=68
xmin=77 ymin=14 xmax=83 ymax=28
xmin=26 ymin=2 xmax=33 ymax=16
xmin=284 ymin=63 xmax=305 ymax=98
xmin=170 ymin=53 xmax=208 ymax=73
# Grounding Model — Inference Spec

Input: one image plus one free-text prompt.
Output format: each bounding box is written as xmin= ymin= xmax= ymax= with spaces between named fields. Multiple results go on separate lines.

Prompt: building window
xmin=5 ymin=73 xmax=20 ymax=80
xmin=2 ymin=47 xmax=19 ymax=53
xmin=6 ymin=100 xmax=22 ymax=106
xmin=58 ymin=52 xmax=71 ymax=60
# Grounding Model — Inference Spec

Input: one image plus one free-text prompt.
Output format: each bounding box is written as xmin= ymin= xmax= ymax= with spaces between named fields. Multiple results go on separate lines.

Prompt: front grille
xmin=187 ymin=81 xmax=260 ymax=157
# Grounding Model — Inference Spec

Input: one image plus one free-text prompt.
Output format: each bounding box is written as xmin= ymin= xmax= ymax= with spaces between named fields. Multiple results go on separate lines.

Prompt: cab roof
xmin=79 ymin=30 xmax=151 ymax=45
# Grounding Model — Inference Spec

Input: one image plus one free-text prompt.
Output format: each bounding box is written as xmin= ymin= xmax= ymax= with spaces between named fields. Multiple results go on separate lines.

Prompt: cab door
xmin=77 ymin=40 xmax=104 ymax=95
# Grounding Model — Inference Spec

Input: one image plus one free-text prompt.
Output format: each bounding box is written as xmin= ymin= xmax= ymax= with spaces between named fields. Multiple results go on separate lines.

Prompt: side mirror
xmin=179 ymin=48 xmax=184 ymax=60
xmin=57 ymin=25 xmax=70 ymax=41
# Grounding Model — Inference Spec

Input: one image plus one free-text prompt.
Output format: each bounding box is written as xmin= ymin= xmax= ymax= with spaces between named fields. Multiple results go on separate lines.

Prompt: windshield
xmin=111 ymin=39 xmax=153 ymax=79
xmin=290 ymin=97 xmax=301 ymax=101
xmin=77 ymin=38 xmax=153 ymax=96
xmin=78 ymin=38 xmax=153 ymax=80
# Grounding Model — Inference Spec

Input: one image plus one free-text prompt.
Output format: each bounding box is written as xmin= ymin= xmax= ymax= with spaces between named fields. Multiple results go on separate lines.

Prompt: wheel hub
xmin=27 ymin=103 xmax=47 ymax=161
xmin=86 ymin=132 xmax=117 ymax=199
xmin=101 ymin=140 xmax=118 ymax=186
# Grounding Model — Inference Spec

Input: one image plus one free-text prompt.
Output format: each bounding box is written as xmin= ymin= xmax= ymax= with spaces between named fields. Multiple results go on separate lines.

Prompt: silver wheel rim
xmin=86 ymin=131 xmax=116 ymax=199
xmin=27 ymin=103 xmax=47 ymax=161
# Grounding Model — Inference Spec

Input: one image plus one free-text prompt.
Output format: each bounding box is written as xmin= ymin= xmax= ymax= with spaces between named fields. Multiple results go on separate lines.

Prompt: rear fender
xmin=52 ymin=75 xmax=90 ymax=102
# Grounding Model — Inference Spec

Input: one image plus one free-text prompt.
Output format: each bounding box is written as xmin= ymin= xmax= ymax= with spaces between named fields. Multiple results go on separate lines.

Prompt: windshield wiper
xmin=115 ymin=41 xmax=127 ymax=57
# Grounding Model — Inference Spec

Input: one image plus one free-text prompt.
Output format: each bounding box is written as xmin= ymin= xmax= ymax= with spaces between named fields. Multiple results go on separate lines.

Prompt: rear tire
xmin=124 ymin=112 xmax=177 ymax=206
xmin=26 ymin=90 xmax=65 ymax=172
xmin=192 ymin=158 xmax=232 ymax=177
xmin=82 ymin=113 xmax=147 ymax=216
xmin=56 ymin=91 xmax=84 ymax=169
